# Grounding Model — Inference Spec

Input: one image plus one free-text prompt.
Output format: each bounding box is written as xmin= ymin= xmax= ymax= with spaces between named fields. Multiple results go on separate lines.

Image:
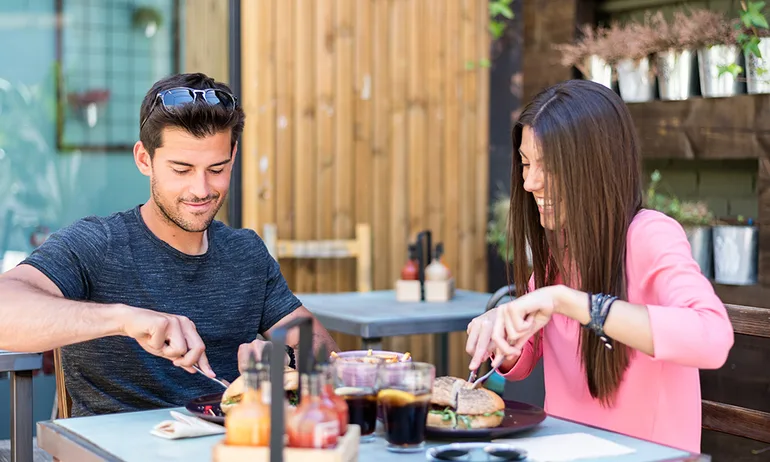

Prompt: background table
xmin=37 ymin=406 xmax=709 ymax=461
xmin=0 ymin=351 xmax=43 ymax=462
xmin=298 ymin=289 xmax=492 ymax=376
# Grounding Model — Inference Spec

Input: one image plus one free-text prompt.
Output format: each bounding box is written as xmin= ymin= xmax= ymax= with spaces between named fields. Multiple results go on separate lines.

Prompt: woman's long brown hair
xmin=508 ymin=80 xmax=643 ymax=405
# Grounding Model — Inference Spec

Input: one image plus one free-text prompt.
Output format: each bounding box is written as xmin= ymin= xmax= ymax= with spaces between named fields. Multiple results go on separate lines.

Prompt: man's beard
xmin=151 ymin=178 xmax=224 ymax=233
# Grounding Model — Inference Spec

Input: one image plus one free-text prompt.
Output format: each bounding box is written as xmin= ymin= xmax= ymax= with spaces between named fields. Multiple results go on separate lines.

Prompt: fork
xmin=470 ymin=357 xmax=504 ymax=389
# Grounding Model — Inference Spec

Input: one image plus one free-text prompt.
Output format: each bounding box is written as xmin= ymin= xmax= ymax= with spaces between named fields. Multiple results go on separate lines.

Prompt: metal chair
xmin=482 ymin=284 xmax=517 ymax=395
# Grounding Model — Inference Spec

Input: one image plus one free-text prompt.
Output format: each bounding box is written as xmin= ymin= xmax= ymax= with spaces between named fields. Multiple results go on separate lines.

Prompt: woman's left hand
xmin=492 ymin=285 xmax=562 ymax=356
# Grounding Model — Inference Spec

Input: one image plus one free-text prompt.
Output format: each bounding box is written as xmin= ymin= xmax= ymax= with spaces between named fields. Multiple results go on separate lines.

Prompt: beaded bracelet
xmin=584 ymin=292 xmax=618 ymax=349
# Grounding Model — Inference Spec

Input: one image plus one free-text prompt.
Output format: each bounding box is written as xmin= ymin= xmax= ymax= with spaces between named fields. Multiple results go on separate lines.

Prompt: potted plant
xmin=644 ymin=171 xmax=715 ymax=277
xmin=554 ymin=24 xmax=615 ymax=89
xmin=677 ymin=8 xmax=742 ymax=97
xmin=713 ymin=215 xmax=758 ymax=285
xmin=610 ymin=18 xmax=660 ymax=103
xmin=675 ymin=201 xmax=716 ymax=279
xmin=645 ymin=11 xmax=699 ymax=100
xmin=734 ymin=1 xmax=770 ymax=94
xmin=132 ymin=6 xmax=163 ymax=38
xmin=487 ymin=195 xmax=532 ymax=267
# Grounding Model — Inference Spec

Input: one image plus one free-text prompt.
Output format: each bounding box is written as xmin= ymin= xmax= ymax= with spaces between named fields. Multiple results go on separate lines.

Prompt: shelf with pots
xmin=556 ymin=3 xmax=770 ymax=103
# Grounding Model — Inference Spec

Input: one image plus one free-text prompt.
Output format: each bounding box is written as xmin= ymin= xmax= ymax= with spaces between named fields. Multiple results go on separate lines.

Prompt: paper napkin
xmin=493 ymin=432 xmax=636 ymax=461
xmin=151 ymin=410 xmax=225 ymax=440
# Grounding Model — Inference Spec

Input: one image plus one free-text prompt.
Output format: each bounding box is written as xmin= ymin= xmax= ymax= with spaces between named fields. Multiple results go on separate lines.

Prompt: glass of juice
xmin=331 ymin=359 xmax=381 ymax=441
xmin=376 ymin=361 xmax=435 ymax=453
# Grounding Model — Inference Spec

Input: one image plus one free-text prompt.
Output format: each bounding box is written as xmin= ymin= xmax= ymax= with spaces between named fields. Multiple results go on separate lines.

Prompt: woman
xmin=466 ymin=80 xmax=733 ymax=453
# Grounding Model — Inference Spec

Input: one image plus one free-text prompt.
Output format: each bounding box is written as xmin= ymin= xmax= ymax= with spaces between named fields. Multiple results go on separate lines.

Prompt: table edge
xmin=547 ymin=415 xmax=711 ymax=461
xmin=38 ymin=420 xmax=122 ymax=462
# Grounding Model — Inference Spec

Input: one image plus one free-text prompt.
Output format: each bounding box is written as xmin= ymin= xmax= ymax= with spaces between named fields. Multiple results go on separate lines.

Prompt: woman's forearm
xmin=554 ymin=285 xmax=655 ymax=356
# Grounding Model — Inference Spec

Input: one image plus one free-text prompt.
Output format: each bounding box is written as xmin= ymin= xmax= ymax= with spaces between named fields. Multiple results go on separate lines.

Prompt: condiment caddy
xmin=212 ymin=316 xmax=360 ymax=462
xmin=395 ymin=230 xmax=455 ymax=303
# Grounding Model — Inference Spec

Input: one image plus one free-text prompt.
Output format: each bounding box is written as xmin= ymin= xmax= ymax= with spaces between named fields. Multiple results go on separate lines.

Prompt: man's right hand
xmin=119 ymin=306 xmax=216 ymax=377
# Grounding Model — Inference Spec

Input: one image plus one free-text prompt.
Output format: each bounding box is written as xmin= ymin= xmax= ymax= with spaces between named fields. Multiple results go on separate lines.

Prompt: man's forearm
xmin=311 ymin=316 xmax=339 ymax=353
xmin=0 ymin=278 xmax=127 ymax=352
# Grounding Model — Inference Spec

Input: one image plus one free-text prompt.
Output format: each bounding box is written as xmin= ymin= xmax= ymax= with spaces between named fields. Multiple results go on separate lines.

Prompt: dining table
xmin=36 ymin=405 xmax=710 ymax=462
xmin=297 ymin=289 xmax=492 ymax=377
xmin=0 ymin=350 xmax=43 ymax=462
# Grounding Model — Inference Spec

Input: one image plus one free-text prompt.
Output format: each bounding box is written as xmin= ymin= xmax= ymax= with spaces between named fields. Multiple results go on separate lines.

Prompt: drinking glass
xmin=376 ymin=361 xmax=435 ymax=453
xmin=331 ymin=359 xmax=381 ymax=442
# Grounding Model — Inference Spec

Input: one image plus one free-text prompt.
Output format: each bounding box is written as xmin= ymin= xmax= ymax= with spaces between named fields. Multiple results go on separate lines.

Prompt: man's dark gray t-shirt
xmin=22 ymin=205 xmax=302 ymax=417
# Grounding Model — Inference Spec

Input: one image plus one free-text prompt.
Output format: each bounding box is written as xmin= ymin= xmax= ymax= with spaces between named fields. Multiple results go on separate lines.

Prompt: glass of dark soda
xmin=376 ymin=361 xmax=435 ymax=453
xmin=331 ymin=359 xmax=382 ymax=441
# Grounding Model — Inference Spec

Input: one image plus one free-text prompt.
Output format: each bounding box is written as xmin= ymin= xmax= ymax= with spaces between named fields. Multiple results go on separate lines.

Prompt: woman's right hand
xmin=466 ymin=308 xmax=522 ymax=371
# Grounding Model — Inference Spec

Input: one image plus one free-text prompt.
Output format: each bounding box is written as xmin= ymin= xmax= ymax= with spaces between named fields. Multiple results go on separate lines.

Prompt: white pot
xmin=684 ymin=225 xmax=713 ymax=279
xmin=746 ymin=37 xmax=770 ymax=94
xmin=698 ymin=45 xmax=742 ymax=98
xmin=713 ymin=225 xmax=758 ymax=285
xmin=616 ymin=57 xmax=655 ymax=103
xmin=656 ymin=49 xmax=696 ymax=101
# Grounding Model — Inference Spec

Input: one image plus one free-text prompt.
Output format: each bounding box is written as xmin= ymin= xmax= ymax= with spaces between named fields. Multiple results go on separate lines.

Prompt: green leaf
xmin=499 ymin=5 xmax=514 ymax=19
xmin=465 ymin=60 xmax=475 ymax=70
xmin=747 ymin=38 xmax=763 ymax=59
xmin=489 ymin=21 xmax=505 ymax=39
xmin=489 ymin=3 xmax=505 ymax=17
xmin=717 ymin=63 xmax=743 ymax=78
xmin=753 ymin=14 xmax=770 ymax=29
xmin=479 ymin=58 xmax=491 ymax=68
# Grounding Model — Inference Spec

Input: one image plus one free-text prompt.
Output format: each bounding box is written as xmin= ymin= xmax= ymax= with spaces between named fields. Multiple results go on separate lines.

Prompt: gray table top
xmin=296 ymin=290 xmax=492 ymax=338
xmin=0 ymin=350 xmax=43 ymax=373
xmin=38 ymin=407 xmax=705 ymax=462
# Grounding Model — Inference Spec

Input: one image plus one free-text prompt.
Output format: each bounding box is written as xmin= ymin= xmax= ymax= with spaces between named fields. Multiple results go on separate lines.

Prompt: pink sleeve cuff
xmin=646 ymin=303 xmax=733 ymax=369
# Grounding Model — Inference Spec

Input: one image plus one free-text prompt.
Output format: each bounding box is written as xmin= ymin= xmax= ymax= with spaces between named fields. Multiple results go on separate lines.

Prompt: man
xmin=0 ymin=72 xmax=338 ymax=417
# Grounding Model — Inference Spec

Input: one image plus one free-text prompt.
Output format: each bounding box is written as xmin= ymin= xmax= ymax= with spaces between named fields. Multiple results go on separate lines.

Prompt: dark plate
xmin=425 ymin=400 xmax=546 ymax=440
xmin=186 ymin=392 xmax=226 ymax=425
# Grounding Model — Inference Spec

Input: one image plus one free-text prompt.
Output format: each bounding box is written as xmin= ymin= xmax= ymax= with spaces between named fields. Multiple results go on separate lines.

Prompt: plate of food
xmin=185 ymin=365 xmax=299 ymax=425
xmin=425 ymin=376 xmax=546 ymax=439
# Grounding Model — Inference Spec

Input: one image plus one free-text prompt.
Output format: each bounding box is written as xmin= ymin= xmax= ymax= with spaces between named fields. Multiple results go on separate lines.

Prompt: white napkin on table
xmin=151 ymin=410 xmax=225 ymax=440
xmin=493 ymin=432 xmax=635 ymax=461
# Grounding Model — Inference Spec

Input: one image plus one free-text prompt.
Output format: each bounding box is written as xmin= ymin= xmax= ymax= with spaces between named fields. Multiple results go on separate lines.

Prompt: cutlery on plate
xmin=470 ymin=357 xmax=504 ymax=389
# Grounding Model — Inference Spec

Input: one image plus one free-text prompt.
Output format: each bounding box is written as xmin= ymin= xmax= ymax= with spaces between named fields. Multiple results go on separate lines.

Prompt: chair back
xmin=262 ymin=223 xmax=372 ymax=292
xmin=702 ymin=303 xmax=770 ymax=444
xmin=53 ymin=347 xmax=71 ymax=419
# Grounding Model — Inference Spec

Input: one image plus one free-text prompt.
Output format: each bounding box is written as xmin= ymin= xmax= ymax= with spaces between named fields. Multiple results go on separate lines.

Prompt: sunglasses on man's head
xmin=139 ymin=87 xmax=238 ymax=130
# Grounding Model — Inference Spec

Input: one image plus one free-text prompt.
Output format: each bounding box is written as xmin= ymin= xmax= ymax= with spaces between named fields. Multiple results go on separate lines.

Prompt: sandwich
xmin=427 ymin=376 xmax=506 ymax=430
xmin=220 ymin=366 xmax=299 ymax=414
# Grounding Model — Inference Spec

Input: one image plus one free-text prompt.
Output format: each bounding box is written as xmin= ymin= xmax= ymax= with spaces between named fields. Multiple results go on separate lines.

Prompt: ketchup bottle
xmin=400 ymin=244 xmax=419 ymax=280
xmin=287 ymin=372 xmax=340 ymax=448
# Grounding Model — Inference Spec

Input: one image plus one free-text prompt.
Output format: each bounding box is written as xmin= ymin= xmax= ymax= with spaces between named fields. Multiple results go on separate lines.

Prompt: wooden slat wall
xmin=240 ymin=0 xmax=491 ymax=379
xmin=184 ymin=0 xmax=230 ymax=224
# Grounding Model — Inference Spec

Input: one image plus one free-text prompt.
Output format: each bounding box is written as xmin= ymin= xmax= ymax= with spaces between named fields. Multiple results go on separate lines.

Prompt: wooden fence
xmin=240 ymin=0 xmax=491 ymax=379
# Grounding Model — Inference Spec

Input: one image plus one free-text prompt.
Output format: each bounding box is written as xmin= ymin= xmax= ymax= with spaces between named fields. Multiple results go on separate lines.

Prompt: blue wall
xmin=0 ymin=0 xmax=178 ymax=255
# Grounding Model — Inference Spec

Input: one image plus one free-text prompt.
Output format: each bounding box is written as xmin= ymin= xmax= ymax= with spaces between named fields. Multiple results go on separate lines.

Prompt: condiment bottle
xmin=400 ymin=244 xmax=419 ymax=280
xmin=287 ymin=371 xmax=340 ymax=448
xmin=224 ymin=355 xmax=271 ymax=446
xmin=315 ymin=347 xmax=348 ymax=432
xmin=425 ymin=243 xmax=450 ymax=281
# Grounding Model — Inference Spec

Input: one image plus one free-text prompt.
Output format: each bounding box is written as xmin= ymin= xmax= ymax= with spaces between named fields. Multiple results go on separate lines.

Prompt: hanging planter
xmin=132 ymin=6 xmax=164 ymax=38
xmin=66 ymin=89 xmax=110 ymax=128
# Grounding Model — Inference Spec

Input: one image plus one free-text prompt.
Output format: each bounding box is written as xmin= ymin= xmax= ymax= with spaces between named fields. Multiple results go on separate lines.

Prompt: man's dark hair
xmin=139 ymin=72 xmax=245 ymax=158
